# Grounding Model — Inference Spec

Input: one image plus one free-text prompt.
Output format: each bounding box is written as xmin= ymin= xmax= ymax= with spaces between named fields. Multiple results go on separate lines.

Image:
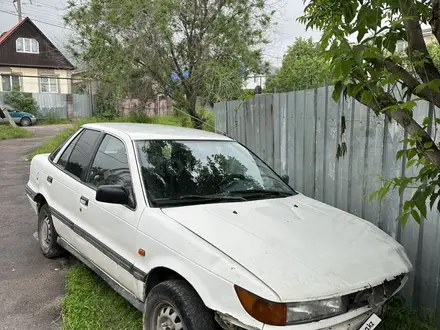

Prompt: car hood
xmin=161 ymin=194 xmax=413 ymax=302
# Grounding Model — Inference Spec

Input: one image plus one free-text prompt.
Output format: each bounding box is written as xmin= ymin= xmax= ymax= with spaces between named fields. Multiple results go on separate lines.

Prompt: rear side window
xmin=63 ymin=129 xmax=100 ymax=179
xmin=57 ymin=130 xmax=83 ymax=167
xmin=50 ymin=131 xmax=79 ymax=162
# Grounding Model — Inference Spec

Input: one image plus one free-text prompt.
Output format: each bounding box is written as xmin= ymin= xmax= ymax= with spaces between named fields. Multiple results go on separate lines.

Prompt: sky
xmin=0 ymin=0 xmax=322 ymax=68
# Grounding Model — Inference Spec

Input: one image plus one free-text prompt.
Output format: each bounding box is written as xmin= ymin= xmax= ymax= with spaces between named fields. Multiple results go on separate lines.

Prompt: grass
xmin=37 ymin=118 xmax=70 ymax=125
xmin=63 ymin=261 xmax=142 ymax=330
xmin=0 ymin=124 xmax=33 ymax=140
xmin=379 ymin=297 xmax=436 ymax=330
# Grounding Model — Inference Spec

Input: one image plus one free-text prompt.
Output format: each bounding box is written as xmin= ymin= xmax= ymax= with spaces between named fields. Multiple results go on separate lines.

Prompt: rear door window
xmin=60 ymin=129 xmax=100 ymax=179
xmin=57 ymin=130 xmax=83 ymax=167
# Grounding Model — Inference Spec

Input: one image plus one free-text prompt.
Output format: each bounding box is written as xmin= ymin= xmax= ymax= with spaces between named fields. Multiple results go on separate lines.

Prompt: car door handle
xmin=47 ymin=176 xmax=53 ymax=184
xmin=80 ymin=196 xmax=89 ymax=206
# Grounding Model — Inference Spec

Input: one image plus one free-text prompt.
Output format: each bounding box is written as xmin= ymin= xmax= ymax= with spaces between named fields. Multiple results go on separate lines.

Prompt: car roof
xmin=82 ymin=122 xmax=233 ymax=141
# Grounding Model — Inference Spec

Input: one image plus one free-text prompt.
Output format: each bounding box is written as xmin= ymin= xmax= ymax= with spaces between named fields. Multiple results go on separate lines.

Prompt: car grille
xmin=346 ymin=275 xmax=404 ymax=310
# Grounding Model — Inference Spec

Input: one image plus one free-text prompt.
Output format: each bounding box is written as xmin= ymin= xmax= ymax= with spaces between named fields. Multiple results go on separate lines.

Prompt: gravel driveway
xmin=0 ymin=125 xmax=70 ymax=330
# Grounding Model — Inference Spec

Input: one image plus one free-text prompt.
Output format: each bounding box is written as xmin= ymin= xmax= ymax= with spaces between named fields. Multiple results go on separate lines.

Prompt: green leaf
xmin=341 ymin=61 xmax=353 ymax=78
xmin=366 ymin=10 xmax=378 ymax=27
xmin=406 ymin=159 xmax=417 ymax=168
xmin=363 ymin=47 xmax=378 ymax=58
xmin=411 ymin=209 xmax=421 ymax=224
xmin=396 ymin=149 xmax=406 ymax=160
xmin=430 ymin=193 xmax=438 ymax=209
xmin=398 ymin=211 xmax=410 ymax=227
xmin=414 ymin=83 xmax=428 ymax=93
xmin=360 ymin=90 xmax=373 ymax=104
xmin=332 ymin=81 xmax=343 ymax=102
xmin=416 ymin=197 xmax=426 ymax=218
xmin=357 ymin=28 xmax=367 ymax=43
xmin=369 ymin=190 xmax=379 ymax=202
xmin=424 ymin=142 xmax=433 ymax=149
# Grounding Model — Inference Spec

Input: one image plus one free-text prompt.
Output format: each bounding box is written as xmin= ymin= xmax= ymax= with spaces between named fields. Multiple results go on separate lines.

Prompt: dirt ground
xmin=0 ymin=125 xmax=70 ymax=330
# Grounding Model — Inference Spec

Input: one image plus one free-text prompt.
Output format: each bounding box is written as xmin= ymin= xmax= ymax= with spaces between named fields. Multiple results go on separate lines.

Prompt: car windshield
xmin=136 ymin=140 xmax=295 ymax=207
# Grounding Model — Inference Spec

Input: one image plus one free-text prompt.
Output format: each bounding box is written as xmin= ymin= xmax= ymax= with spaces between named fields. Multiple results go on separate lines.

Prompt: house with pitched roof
xmin=0 ymin=17 xmax=74 ymax=94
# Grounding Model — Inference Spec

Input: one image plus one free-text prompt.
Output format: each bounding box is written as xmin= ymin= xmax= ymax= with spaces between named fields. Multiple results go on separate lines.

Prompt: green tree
xmin=266 ymin=37 xmax=331 ymax=92
xmin=300 ymin=0 xmax=440 ymax=225
xmin=428 ymin=43 xmax=440 ymax=68
xmin=65 ymin=0 xmax=272 ymax=127
xmin=4 ymin=89 xmax=37 ymax=115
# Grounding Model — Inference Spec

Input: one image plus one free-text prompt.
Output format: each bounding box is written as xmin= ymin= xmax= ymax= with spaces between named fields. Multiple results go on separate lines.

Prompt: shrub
xmin=4 ymin=89 xmax=38 ymax=115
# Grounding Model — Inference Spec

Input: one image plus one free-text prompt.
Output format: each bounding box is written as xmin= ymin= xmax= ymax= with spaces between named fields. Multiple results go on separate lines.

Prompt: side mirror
xmin=281 ymin=174 xmax=290 ymax=184
xmin=96 ymin=185 xmax=129 ymax=205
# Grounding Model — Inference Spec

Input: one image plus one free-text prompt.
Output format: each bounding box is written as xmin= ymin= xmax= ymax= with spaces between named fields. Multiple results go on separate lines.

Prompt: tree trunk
xmin=186 ymin=91 xmax=203 ymax=129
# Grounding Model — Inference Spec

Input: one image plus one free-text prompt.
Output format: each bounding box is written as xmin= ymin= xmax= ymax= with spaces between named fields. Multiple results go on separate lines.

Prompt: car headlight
xmin=286 ymin=297 xmax=346 ymax=323
xmin=235 ymin=286 xmax=347 ymax=326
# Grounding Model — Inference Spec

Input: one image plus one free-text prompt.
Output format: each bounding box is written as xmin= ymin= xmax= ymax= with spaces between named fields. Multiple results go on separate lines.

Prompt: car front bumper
xmin=263 ymin=305 xmax=385 ymax=330
xmin=31 ymin=118 xmax=37 ymax=125
xmin=217 ymin=304 xmax=386 ymax=330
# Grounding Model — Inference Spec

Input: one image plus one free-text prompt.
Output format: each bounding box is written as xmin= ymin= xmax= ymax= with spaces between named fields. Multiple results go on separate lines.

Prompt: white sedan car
xmin=25 ymin=123 xmax=412 ymax=330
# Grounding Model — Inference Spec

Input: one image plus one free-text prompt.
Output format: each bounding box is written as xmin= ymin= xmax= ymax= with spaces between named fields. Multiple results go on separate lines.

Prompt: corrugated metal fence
xmin=32 ymin=93 xmax=68 ymax=118
xmin=214 ymin=86 xmax=440 ymax=322
xmin=0 ymin=92 xmax=94 ymax=119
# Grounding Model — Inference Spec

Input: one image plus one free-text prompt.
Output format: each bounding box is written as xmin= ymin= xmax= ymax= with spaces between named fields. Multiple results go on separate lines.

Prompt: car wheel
xmin=143 ymin=280 xmax=217 ymax=330
xmin=38 ymin=204 xmax=63 ymax=258
xmin=20 ymin=117 xmax=31 ymax=126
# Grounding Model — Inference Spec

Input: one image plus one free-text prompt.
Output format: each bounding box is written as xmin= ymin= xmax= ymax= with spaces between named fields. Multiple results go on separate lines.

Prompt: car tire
xmin=38 ymin=204 xmax=63 ymax=258
xmin=143 ymin=280 xmax=217 ymax=330
xmin=20 ymin=117 xmax=32 ymax=126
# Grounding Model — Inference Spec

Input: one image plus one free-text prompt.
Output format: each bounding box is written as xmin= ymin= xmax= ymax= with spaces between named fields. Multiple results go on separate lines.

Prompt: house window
xmin=16 ymin=37 xmax=39 ymax=54
xmin=40 ymin=77 xmax=58 ymax=93
xmin=1 ymin=75 xmax=20 ymax=92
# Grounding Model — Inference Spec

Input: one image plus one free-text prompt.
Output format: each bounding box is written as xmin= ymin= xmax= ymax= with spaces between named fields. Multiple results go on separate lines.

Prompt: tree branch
xmin=374 ymin=56 xmax=440 ymax=107
xmin=430 ymin=0 xmax=440 ymax=45
xmin=403 ymin=2 xmax=440 ymax=83
xmin=353 ymin=90 xmax=440 ymax=166
xmin=354 ymin=45 xmax=440 ymax=107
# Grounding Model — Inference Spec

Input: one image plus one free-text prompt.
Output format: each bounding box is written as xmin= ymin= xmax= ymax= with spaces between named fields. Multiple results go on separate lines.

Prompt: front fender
xmin=134 ymin=236 xmax=263 ymax=330
xmin=134 ymin=209 xmax=272 ymax=330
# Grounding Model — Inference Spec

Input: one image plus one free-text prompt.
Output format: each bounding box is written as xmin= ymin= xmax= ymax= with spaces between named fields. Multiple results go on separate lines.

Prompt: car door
xmin=7 ymin=109 xmax=20 ymax=124
xmin=46 ymin=128 xmax=101 ymax=246
xmin=73 ymin=133 xmax=143 ymax=294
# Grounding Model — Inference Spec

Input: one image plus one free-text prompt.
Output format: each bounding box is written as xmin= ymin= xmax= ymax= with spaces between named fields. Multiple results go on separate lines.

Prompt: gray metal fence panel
xmin=279 ymin=93 xmax=288 ymax=177
xmin=32 ymin=93 xmax=67 ymax=118
xmin=286 ymin=91 xmax=296 ymax=187
xmin=72 ymin=94 xmax=93 ymax=118
xmin=273 ymin=94 xmax=281 ymax=174
xmin=213 ymin=87 xmax=440 ymax=321
xmin=314 ymin=87 xmax=327 ymax=201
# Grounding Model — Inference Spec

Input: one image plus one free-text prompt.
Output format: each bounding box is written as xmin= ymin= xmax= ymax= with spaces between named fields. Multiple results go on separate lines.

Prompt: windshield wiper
xmin=152 ymin=194 xmax=246 ymax=207
xmin=179 ymin=194 xmax=246 ymax=201
xmin=227 ymin=189 xmax=294 ymax=198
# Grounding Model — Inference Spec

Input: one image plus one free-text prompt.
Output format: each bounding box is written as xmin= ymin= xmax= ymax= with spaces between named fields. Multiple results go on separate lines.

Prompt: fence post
xmin=67 ymin=94 xmax=73 ymax=119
